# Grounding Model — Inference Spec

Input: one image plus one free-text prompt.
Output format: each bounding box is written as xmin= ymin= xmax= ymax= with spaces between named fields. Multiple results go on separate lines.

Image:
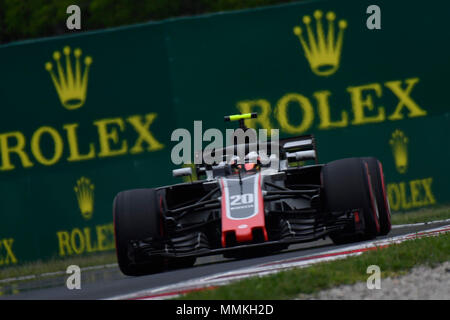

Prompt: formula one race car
xmin=113 ymin=113 xmax=391 ymax=276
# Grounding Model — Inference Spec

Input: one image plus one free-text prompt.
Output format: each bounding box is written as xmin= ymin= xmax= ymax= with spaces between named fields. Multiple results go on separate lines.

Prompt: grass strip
xmin=0 ymin=252 xmax=117 ymax=281
xmin=391 ymin=205 xmax=450 ymax=225
xmin=179 ymin=232 xmax=450 ymax=300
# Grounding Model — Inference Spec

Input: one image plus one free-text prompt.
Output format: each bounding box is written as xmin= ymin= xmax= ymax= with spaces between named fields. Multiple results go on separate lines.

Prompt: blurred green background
xmin=0 ymin=0 xmax=303 ymax=43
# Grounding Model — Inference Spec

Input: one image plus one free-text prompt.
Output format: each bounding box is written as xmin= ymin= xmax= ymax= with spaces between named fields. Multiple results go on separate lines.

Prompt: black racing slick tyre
xmin=113 ymin=188 xmax=164 ymax=276
xmin=362 ymin=157 xmax=392 ymax=236
xmin=323 ymin=158 xmax=380 ymax=244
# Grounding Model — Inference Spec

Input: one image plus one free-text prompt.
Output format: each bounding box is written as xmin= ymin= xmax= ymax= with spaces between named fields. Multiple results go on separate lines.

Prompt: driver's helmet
xmin=244 ymin=151 xmax=260 ymax=171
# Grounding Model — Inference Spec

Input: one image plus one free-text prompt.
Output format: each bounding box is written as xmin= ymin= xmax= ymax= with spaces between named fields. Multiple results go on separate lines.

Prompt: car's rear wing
xmin=279 ymin=134 xmax=318 ymax=164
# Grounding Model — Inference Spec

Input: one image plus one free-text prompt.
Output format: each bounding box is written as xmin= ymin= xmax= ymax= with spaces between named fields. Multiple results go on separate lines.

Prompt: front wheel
xmin=113 ymin=188 xmax=165 ymax=276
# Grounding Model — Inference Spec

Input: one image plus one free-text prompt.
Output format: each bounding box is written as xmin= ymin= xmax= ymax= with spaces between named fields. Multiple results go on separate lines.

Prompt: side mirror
xmin=286 ymin=150 xmax=316 ymax=161
xmin=172 ymin=167 xmax=193 ymax=178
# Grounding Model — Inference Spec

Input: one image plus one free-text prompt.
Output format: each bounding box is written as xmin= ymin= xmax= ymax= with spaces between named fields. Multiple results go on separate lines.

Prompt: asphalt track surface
xmin=1 ymin=221 xmax=448 ymax=300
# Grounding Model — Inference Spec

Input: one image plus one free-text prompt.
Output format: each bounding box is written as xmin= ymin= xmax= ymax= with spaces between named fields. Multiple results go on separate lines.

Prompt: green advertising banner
xmin=0 ymin=0 xmax=449 ymax=266
xmin=0 ymin=25 xmax=176 ymax=265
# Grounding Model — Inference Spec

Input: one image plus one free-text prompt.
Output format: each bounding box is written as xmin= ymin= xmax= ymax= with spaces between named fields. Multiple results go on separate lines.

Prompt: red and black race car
xmin=113 ymin=113 xmax=391 ymax=276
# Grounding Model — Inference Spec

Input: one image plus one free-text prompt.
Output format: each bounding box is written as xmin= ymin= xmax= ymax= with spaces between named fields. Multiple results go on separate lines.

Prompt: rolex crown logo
xmin=293 ymin=10 xmax=347 ymax=77
xmin=45 ymin=46 xmax=93 ymax=110
xmin=389 ymin=129 xmax=409 ymax=174
xmin=74 ymin=176 xmax=95 ymax=220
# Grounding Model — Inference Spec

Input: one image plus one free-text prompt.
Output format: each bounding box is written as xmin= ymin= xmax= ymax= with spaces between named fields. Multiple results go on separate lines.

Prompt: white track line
xmin=0 ymin=263 xmax=118 ymax=284
xmin=392 ymin=218 xmax=450 ymax=229
xmin=108 ymin=224 xmax=450 ymax=300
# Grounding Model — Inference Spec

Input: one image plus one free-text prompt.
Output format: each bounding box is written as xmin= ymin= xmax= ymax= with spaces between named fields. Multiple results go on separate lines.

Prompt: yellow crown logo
xmin=45 ymin=46 xmax=93 ymax=110
xmin=389 ymin=130 xmax=409 ymax=174
xmin=74 ymin=176 xmax=95 ymax=220
xmin=293 ymin=10 xmax=347 ymax=77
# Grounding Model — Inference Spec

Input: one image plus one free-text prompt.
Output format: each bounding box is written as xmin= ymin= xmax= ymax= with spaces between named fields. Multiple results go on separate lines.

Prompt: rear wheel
xmin=113 ymin=188 xmax=165 ymax=276
xmin=362 ymin=157 xmax=392 ymax=235
xmin=322 ymin=158 xmax=380 ymax=244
